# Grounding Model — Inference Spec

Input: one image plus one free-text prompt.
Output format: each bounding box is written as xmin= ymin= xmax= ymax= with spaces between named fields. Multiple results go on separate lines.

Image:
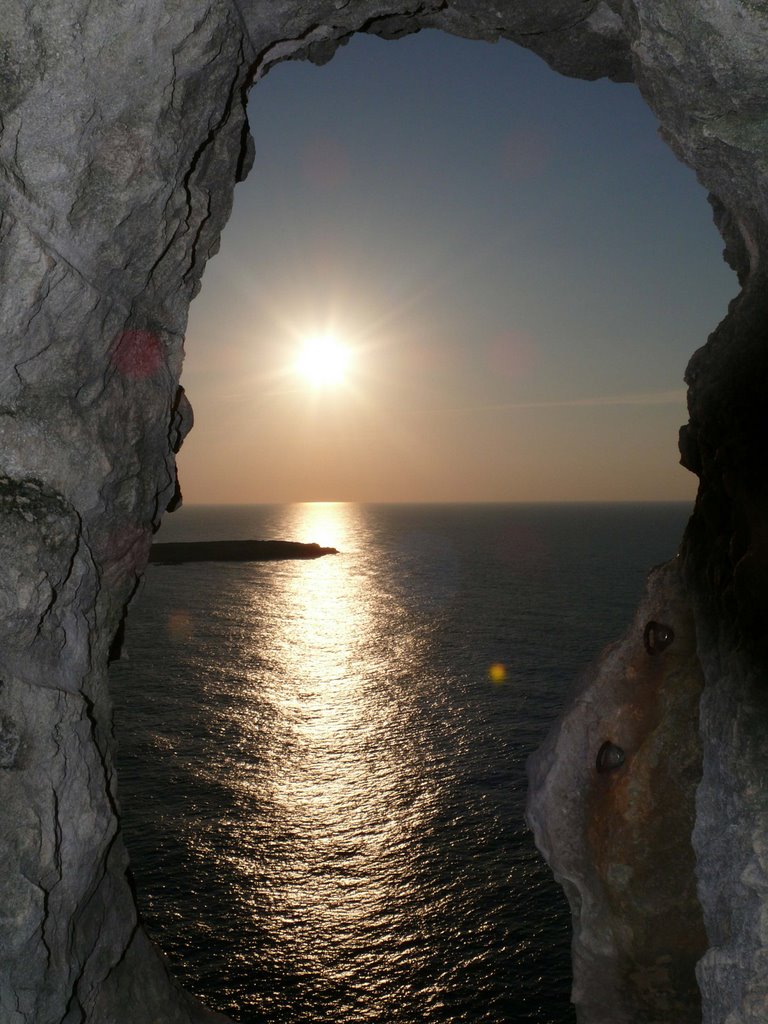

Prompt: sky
xmin=178 ymin=29 xmax=737 ymax=504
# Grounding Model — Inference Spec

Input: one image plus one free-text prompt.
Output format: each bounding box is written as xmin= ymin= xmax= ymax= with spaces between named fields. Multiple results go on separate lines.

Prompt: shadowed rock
xmin=527 ymin=560 xmax=706 ymax=1023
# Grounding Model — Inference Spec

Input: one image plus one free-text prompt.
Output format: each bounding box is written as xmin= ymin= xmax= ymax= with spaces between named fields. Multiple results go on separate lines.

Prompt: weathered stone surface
xmin=0 ymin=712 xmax=21 ymax=770
xmin=3 ymin=0 xmax=768 ymax=1021
xmin=527 ymin=561 xmax=706 ymax=1023
xmin=692 ymin=640 xmax=768 ymax=1024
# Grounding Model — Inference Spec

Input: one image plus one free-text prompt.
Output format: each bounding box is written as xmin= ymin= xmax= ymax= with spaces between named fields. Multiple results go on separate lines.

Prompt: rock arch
xmin=2 ymin=2 xmax=768 ymax=1021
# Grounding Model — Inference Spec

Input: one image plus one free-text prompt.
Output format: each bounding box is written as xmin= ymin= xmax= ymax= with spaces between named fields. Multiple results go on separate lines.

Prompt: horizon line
xmin=176 ymin=497 xmax=695 ymax=507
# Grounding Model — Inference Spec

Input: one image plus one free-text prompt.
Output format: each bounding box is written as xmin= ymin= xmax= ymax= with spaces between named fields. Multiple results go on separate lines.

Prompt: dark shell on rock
xmin=643 ymin=620 xmax=675 ymax=655
xmin=596 ymin=741 xmax=625 ymax=774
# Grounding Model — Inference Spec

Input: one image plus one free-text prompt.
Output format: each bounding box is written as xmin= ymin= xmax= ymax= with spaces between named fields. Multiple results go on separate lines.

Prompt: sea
xmin=109 ymin=501 xmax=692 ymax=1023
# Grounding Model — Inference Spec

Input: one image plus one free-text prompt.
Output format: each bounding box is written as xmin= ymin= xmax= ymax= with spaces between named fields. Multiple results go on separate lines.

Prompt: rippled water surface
xmin=111 ymin=502 xmax=691 ymax=1022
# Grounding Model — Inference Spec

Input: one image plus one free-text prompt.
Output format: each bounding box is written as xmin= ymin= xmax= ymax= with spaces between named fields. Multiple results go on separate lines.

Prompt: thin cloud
xmin=493 ymin=388 xmax=687 ymax=410
xmin=419 ymin=389 xmax=688 ymax=416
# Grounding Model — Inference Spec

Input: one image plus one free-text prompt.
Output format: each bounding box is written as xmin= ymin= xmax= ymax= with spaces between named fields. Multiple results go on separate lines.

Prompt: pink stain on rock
xmin=97 ymin=522 xmax=154 ymax=586
xmin=104 ymin=522 xmax=151 ymax=561
xmin=112 ymin=329 xmax=163 ymax=380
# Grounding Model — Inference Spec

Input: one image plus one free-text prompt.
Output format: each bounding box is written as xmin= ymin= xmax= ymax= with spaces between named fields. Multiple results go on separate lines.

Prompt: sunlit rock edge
xmin=2 ymin=0 xmax=768 ymax=1021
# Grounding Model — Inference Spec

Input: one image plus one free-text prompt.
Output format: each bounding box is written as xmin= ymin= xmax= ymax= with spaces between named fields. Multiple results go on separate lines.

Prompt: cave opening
xmin=9 ymin=3 xmax=768 ymax=1022
xmin=172 ymin=30 xmax=734 ymax=506
xmin=107 ymin=26 xmax=736 ymax=1024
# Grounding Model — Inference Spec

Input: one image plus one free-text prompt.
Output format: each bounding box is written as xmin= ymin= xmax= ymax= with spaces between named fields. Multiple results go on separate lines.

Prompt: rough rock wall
xmin=528 ymin=560 xmax=707 ymax=1023
xmin=2 ymin=1 xmax=768 ymax=1021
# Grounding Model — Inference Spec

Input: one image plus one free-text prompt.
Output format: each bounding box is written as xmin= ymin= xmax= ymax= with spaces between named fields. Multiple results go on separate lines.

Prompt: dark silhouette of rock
xmin=149 ymin=539 xmax=338 ymax=563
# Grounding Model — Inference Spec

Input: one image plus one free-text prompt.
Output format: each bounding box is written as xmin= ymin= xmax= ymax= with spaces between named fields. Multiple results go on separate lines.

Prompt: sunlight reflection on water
xmin=111 ymin=503 xmax=691 ymax=1022
xmin=223 ymin=503 xmax=442 ymax=1013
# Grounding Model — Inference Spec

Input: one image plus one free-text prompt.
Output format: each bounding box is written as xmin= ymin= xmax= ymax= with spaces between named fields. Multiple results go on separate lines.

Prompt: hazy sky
xmin=178 ymin=30 xmax=736 ymax=504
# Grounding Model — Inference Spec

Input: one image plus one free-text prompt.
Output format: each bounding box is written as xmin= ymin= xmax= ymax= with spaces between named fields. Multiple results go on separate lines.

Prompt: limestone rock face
xmin=527 ymin=560 xmax=706 ymax=1022
xmin=3 ymin=0 xmax=768 ymax=1022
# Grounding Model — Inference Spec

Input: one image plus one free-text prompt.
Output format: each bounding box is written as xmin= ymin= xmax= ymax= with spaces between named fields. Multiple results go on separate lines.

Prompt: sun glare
xmin=295 ymin=334 xmax=350 ymax=387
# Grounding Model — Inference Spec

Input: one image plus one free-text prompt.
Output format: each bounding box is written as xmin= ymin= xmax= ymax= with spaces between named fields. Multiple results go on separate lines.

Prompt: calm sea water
xmin=110 ymin=502 xmax=691 ymax=1023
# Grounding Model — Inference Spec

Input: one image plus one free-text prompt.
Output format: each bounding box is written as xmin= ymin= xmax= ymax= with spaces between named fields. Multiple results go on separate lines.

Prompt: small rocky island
xmin=149 ymin=539 xmax=338 ymax=564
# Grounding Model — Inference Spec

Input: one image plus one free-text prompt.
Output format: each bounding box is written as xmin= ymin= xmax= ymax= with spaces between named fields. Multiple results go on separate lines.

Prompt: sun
xmin=295 ymin=334 xmax=350 ymax=387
